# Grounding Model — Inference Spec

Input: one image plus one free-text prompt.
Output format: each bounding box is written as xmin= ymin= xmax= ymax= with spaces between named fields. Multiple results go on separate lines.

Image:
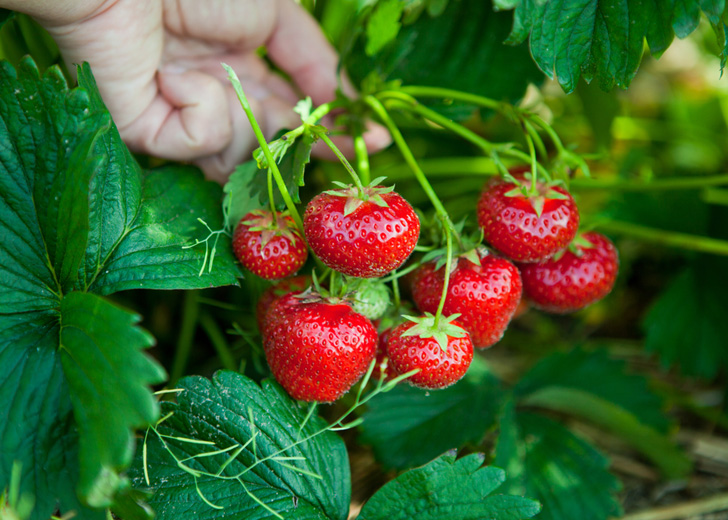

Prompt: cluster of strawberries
xmin=233 ymin=174 xmax=618 ymax=403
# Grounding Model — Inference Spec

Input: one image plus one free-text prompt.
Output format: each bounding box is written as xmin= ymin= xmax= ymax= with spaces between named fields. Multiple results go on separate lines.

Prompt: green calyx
xmin=241 ymin=209 xmax=301 ymax=248
xmin=503 ymin=175 xmax=571 ymax=218
xmin=325 ymin=177 xmax=396 ymax=216
xmin=402 ymin=312 xmax=468 ymax=352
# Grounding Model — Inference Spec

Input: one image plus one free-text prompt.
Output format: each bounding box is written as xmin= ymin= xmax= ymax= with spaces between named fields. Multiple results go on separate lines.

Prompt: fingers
xmin=267 ymin=0 xmax=344 ymax=106
xmin=119 ymin=68 xmax=232 ymax=161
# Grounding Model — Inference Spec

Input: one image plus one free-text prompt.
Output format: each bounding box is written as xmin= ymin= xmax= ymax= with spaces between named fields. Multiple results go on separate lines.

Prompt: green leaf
xmin=0 ymin=9 xmax=13 ymax=28
xmin=129 ymin=371 xmax=351 ymax=520
xmin=365 ymin=0 xmax=405 ymax=56
xmin=502 ymin=0 xmax=728 ymax=93
xmin=224 ymin=130 xmax=313 ymax=227
xmin=496 ymin=411 xmax=622 ymax=520
xmin=515 ymin=348 xmax=671 ymax=433
xmin=88 ymin=165 xmax=243 ymax=294
xmin=0 ymin=58 xmax=105 ymax=313
xmin=644 ymin=259 xmax=728 ymax=379
xmin=0 ymin=57 xmax=237 ymax=517
xmin=514 ymin=349 xmax=689 ymax=478
xmin=60 ymin=292 xmax=166 ymax=507
xmin=0 ymin=312 xmax=104 ymax=520
xmin=346 ymin=0 xmax=544 ymax=119
xmin=360 ymin=357 xmax=503 ymax=469
xmin=357 ymin=451 xmax=541 ymax=520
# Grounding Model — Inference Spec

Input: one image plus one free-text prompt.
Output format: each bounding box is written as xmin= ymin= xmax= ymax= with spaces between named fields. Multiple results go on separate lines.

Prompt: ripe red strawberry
xmin=519 ymin=231 xmax=619 ymax=313
xmin=303 ymin=184 xmax=420 ymax=278
xmin=233 ymin=210 xmax=307 ymax=280
xmin=412 ymin=250 xmax=522 ymax=348
xmin=386 ymin=314 xmax=473 ymax=389
xmin=256 ymin=275 xmax=311 ymax=332
xmin=476 ymin=177 xmax=579 ymax=263
xmin=263 ymin=297 xmax=377 ymax=402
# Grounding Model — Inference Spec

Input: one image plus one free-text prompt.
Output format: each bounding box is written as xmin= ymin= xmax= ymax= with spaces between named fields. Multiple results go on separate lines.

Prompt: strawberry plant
xmin=4 ymin=2 xmax=728 ymax=520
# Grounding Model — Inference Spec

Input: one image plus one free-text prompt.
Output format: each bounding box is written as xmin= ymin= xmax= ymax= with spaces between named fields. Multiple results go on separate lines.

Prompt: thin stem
xmin=171 ymin=291 xmax=199 ymax=384
xmin=353 ymin=132 xmax=371 ymax=185
xmin=526 ymin=113 xmax=566 ymax=154
xmin=382 ymin=97 xmax=549 ymax=178
xmin=365 ymin=95 xmax=453 ymax=231
xmin=394 ymin=86 xmax=502 ymax=111
xmin=379 ymin=157 xmax=728 ymax=192
xmin=224 ymin=64 xmax=303 ymax=230
xmin=392 ymin=272 xmax=401 ymax=309
xmin=313 ymin=129 xmax=365 ymax=190
xmin=267 ymin=166 xmax=278 ymax=224
xmin=199 ymin=312 xmax=237 ymax=372
xmin=598 ymin=220 xmax=728 ymax=256
xmin=434 ymin=225 xmax=453 ymax=326
xmin=525 ymin=131 xmax=538 ymax=193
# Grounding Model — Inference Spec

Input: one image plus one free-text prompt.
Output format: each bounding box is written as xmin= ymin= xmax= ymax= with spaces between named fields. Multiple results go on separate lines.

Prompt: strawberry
xmin=350 ymin=280 xmax=391 ymax=320
xmin=256 ymin=275 xmax=311 ymax=333
xmin=519 ymin=231 xmax=619 ymax=313
xmin=233 ymin=210 xmax=308 ymax=280
xmin=386 ymin=314 xmax=473 ymax=389
xmin=303 ymin=184 xmax=420 ymax=278
xmin=476 ymin=176 xmax=579 ymax=263
xmin=411 ymin=250 xmax=522 ymax=348
xmin=263 ymin=296 xmax=377 ymax=402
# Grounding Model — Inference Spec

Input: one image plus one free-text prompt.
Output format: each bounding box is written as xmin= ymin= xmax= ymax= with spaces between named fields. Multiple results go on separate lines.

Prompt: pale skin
xmin=4 ymin=0 xmax=389 ymax=182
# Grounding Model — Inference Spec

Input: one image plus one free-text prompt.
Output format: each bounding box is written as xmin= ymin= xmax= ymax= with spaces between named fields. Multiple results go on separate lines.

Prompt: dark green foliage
xmin=129 ymin=372 xmax=351 ymax=520
xmin=358 ymin=451 xmax=541 ymax=520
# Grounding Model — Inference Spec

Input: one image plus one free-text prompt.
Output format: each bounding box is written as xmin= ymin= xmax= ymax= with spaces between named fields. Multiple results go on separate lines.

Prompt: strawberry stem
xmin=434 ymin=225 xmax=453 ymax=327
xmin=224 ymin=64 xmax=304 ymax=231
xmin=365 ymin=95 xmax=455 ymax=235
xmin=596 ymin=220 xmax=728 ymax=256
xmin=311 ymin=127 xmax=365 ymax=193
xmin=525 ymin=132 xmax=539 ymax=196
xmin=379 ymin=95 xmax=549 ymax=180
xmin=353 ymin=131 xmax=371 ymax=185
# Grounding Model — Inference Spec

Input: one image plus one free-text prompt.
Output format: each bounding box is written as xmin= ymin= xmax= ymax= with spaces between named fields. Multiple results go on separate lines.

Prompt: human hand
xmin=19 ymin=0 xmax=389 ymax=182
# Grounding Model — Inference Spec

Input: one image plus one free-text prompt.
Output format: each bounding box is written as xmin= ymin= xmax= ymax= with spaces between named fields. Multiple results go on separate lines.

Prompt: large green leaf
xmin=643 ymin=259 xmax=728 ymax=379
xmin=496 ymin=410 xmax=622 ymax=520
xmin=515 ymin=348 xmax=671 ymax=433
xmin=60 ymin=292 xmax=166 ymax=507
xmin=357 ymin=451 xmax=541 ymax=520
xmin=515 ymin=349 xmax=689 ymax=478
xmin=499 ymin=0 xmax=726 ymax=93
xmin=0 ymin=312 xmax=103 ymax=520
xmin=129 ymin=371 xmax=351 ymax=520
xmin=346 ymin=0 xmax=543 ymax=118
xmin=0 ymin=58 xmax=104 ymax=313
xmin=0 ymin=57 xmax=238 ymax=516
xmin=88 ymin=165 xmax=243 ymax=294
xmin=359 ymin=357 xmax=503 ymax=469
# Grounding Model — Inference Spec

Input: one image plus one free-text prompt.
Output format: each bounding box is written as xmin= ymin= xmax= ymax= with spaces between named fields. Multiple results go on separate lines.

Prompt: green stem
xmin=598 ymin=220 xmax=728 ymax=256
xmin=224 ymin=64 xmax=303 ymax=231
xmin=524 ymin=132 xmax=538 ymax=194
xmin=266 ymin=166 xmax=278 ymax=224
xmin=526 ymin=113 xmax=566 ymax=154
xmin=394 ymin=86 xmax=502 ymax=111
xmin=365 ymin=95 xmax=453 ymax=231
xmin=391 ymin=271 xmax=401 ymax=309
xmin=171 ymin=291 xmax=199 ymax=384
xmin=382 ymin=97 xmax=549 ymax=178
xmin=353 ymin=131 xmax=371 ymax=185
xmin=199 ymin=312 xmax=236 ymax=372
xmin=312 ymin=128 xmax=365 ymax=190
xmin=434 ymin=225 xmax=453 ymax=326
xmin=379 ymin=157 xmax=728 ymax=192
